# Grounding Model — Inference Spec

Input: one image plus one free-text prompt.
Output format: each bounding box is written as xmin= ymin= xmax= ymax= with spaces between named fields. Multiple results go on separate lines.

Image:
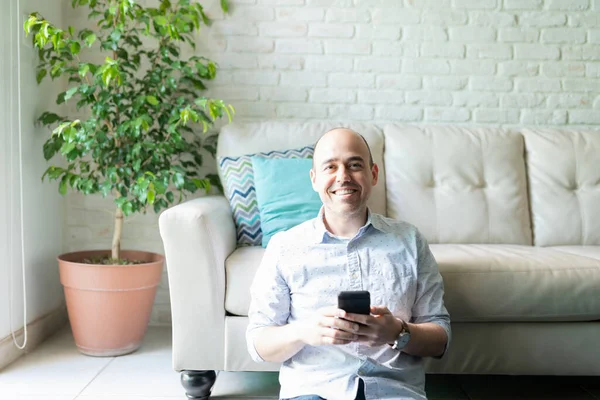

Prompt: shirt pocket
xmin=371 ymin=251 xmax=416 ymax=317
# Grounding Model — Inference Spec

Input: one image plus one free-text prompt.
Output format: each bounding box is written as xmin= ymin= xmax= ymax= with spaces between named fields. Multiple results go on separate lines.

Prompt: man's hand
xmin=342 ymin=306 xmax=404 ymax=347
xmin=296 ymin=306 xmax=361 ymax=346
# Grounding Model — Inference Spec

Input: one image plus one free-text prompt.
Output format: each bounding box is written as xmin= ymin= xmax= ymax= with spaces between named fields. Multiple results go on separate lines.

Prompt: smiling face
xmin=310 ymin=128 xmax=379 ymax=219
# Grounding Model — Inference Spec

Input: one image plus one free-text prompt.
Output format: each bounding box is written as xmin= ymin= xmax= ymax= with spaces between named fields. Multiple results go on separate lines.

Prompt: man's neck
xmin=322 ymin=208 xmax=368 ymax=239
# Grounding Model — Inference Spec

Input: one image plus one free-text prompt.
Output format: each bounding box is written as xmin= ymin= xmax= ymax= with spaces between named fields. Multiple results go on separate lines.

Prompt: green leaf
xmin=64 ymin=86 xmax=78 ymax=101
xmin=56 ymin=92 xmax=66 ymax=104
xmin=24 ymin=15 xmax=38 ymax=35
xmin=59 ymin=177 xmax=68 ymax=195
xmin=147 ymin=190 xmax=156 ymax=204
xmin=46 ymin=166 xmax=64 ymax=180
xmin=60 ymin=142 xmax=76 ymax=155
xmin=39 ymin=112 xmax=62 ymax=125
xmin=102 ymin=68 xmax=113 ymax=86
xmin=36 ymin=69 xmax=47 ymax=84
xmin=153 ymin=16 xmax=168 ymax=26
xmin=220 ymin=0 xmax=229 ymax=13
xmin=78 ymin=63 xmax=90 ymax=77
xmin=146 ymin=95 xmax=159 ymax=106
xmin=110 ymin=29 xmax=122 ymax=42
xmin=122 ymin=202 xmax=133 ymax=216
xmin=84 ymin=33 xmax=96 ymax=47
xmin=192 ymin=178 xmax=209 ymax=190
xmin=207 ymin=173 xmax=223 ymax=193
xmin=69 ymin=41 xmax=81 ymax=55
xmin=173 ymin=173 xmax=184 ymax=189
xmin=43 ymin=141 xmax=59 ymax=161
xmin=166 ymin=191 xmax=174 ymax=203
xmin=154 ymin=181 xmax=166 ymax=195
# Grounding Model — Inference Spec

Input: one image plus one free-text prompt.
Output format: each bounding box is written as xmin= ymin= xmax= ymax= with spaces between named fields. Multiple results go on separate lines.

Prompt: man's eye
xmin=324 ymin=165 xmax=334 ymax=171
xmin=350 ymin=163 xmax=363 ymax=168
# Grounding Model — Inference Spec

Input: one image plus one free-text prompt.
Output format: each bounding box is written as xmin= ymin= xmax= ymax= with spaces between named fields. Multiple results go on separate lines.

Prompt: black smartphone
xmin=338 ymin=290 xmax=371 ymax=315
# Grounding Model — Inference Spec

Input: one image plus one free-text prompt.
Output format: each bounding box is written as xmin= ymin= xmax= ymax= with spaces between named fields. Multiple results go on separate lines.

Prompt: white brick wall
xmin=65 ymin=0 xmax=600 ymax=325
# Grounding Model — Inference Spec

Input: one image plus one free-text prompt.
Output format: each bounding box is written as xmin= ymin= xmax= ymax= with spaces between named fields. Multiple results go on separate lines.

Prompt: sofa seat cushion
xmin=225 ymin=246 xmax=266 ymax=316
xmin=550 ymin=246 xmax=600 ymax=261
xmin=431 ymin=244 xmax=600 ymax=322
xmin=224 ymin=245 xmax=600 ymax=323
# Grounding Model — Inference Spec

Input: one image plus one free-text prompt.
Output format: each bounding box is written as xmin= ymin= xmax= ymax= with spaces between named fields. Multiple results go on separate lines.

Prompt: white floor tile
xmin=77 ymin=397 xmax=181 ymax=400
xmin=77 ymin=327 xmax=182 ymax=397
xmin=1 ymin=325 xmax=283 ymax=399
xmin=2 ymin=396 xmax=76 ymax=400
xmin=212 ymin=371 xmax=280 ymax=398
xmin=0 ymin=326 xmax=112 ymax=397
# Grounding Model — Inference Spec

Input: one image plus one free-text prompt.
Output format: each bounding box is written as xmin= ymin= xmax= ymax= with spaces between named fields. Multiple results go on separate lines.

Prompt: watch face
xmin=395 ymin=332 xmax=411 ymax=349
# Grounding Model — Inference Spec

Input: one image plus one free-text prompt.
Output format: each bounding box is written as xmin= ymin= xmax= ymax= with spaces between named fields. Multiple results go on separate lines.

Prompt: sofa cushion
xmin=522 ymin=128 xmax=600 ymax=246
xmin=225 ymin=245 xmax=600 ymax=322
xmin=431 ymin=244 xmax=600 ymax=322
xmin=383 ymin=124 xmax=532 ymax=245
xmin=217 ymin=121 xmax=386 ymax=217
xmin=218 ymin=145 xmax=314 ymax=246
xmin=251 ymin=157 xmax=321 ymax=247
xmin=225 ymin=246 xmax=265 ymax=316
xmin=550 ymin=246 xmax=600 ymax=261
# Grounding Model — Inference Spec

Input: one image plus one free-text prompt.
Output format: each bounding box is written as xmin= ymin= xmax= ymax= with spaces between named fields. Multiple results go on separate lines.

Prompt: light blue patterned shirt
xmin=246 ymin=209 xmax=451 ymax=400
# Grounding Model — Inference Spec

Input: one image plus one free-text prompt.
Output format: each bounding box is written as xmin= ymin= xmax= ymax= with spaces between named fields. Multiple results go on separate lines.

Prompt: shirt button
xmin=351 ymin=272 xmax=358 ymax=279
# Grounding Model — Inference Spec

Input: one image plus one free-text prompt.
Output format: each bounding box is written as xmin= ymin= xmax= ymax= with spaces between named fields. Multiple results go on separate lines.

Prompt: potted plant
xmin=23 ymin=0 xmax=233 ymax=356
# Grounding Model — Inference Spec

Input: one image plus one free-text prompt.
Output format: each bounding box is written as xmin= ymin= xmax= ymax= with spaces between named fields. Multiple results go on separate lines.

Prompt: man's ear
xmin=371 ymin=163 xmax=379 ymax=186
xmin=310 ymin=168 xmax=317 ymax=191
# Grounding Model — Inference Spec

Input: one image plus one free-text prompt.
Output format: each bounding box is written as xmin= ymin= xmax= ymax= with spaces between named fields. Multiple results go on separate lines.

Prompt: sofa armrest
xmin=159 ymin=196 xmax=236 ymax=371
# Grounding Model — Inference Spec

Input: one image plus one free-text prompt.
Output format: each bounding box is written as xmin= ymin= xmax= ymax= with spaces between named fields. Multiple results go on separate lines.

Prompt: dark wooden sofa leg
xmin=181 ymin=370 xmax=217 ymax=399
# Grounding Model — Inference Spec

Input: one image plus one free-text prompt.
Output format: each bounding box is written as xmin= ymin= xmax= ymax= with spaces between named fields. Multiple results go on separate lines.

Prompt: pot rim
xmin=57 ymin=249 xmax=165 ymax=267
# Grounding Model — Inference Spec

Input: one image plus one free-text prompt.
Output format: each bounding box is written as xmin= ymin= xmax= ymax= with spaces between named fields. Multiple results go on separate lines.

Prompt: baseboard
xmin=0 ymin=304 xmax=69 ymax=371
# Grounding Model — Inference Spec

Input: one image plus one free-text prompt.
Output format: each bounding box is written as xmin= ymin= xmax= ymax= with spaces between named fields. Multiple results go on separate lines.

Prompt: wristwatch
xmin=391 ymin=319 xmax=411 ymax=351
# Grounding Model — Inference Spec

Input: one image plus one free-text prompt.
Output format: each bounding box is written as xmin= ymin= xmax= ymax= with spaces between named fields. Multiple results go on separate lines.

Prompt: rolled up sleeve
xmin=411 ymin=231 xmax=452 ymax=358
xmin=245 ymin=234 xmax=291 ymax=363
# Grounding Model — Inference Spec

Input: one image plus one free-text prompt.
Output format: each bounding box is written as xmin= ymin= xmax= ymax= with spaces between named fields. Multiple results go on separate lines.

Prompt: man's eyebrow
xmin=320 ymin=157 xmax=337 ymax=166
xmin=346 ymin=156 xmax=365 ymax=163
xmin=320 ymin=156 xmax=365 ymax=166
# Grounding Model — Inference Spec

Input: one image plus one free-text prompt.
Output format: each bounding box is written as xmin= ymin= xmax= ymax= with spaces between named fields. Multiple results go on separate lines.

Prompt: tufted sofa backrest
xmin=383 ymin=124 xmax=532 ymax=245
xmin=523 ymin=128 xmax=600 ymax=246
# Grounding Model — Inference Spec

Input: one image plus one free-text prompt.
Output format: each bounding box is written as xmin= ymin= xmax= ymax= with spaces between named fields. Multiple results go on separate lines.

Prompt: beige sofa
xmin=159 ymin=122 xmax=600 ymax=398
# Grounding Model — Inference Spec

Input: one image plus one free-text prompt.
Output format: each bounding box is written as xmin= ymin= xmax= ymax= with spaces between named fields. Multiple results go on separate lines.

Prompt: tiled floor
xmin=0 ymin=325 xmax=598 ymax=400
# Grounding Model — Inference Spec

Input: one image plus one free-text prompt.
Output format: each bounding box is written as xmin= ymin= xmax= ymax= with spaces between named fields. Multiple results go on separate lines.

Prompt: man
xmin=246 ymin=128 xmax=451 ymax=400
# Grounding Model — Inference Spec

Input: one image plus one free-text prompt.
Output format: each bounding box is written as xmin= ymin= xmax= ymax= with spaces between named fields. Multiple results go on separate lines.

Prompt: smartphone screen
xmin=338 ymin=290 xmax=371 ymax=315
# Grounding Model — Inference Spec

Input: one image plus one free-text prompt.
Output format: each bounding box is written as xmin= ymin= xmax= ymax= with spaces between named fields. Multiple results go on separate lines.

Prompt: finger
xmin=342 ymin=312 xmax=371 ymax=326
xmin=370 ymin=306 xmax=391 ymax=315
xmin=318 ymin=316 xmax=340 ymax=328
xmin=318 ymin=306 xmax=347 ymax=318
xmin=322 ymin=327 xmax=358 ymax=342
xmin=330 ymin=317 xmax=360 ymax=333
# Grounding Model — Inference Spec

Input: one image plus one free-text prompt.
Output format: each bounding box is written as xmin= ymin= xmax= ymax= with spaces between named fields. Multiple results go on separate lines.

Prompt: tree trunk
xmin=112 ymin=206 xmax=123 ymax=260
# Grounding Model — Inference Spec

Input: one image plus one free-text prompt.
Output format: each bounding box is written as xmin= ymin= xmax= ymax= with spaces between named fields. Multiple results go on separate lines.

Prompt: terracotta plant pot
xmin=58 ymin=250 xmax=164 ymax=357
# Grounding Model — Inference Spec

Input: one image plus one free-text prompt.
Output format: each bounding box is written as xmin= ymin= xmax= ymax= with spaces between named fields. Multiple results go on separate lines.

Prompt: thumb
xmin=370 ymin=305 xmax=391 ymax=315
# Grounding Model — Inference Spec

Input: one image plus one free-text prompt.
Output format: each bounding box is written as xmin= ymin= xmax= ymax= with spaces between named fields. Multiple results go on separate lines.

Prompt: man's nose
xmin=336 ymin=166 xmax=350 ymax=182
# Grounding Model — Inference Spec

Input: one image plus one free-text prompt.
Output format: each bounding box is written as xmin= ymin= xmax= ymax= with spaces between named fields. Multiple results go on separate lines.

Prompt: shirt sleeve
xmin=245 ymin=233 xmax=291 ymax=363
xmin=410 ymin=230 xmax=452 ymax=359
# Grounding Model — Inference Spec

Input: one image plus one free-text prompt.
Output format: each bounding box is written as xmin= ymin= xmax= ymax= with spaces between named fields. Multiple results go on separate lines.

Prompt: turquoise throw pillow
xmin=251 ymin=157 xmax=322 ymax=247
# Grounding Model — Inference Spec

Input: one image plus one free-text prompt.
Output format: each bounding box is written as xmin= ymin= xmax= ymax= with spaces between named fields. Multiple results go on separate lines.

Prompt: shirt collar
xmin=313 ymin=207 xmax=385 ymax=244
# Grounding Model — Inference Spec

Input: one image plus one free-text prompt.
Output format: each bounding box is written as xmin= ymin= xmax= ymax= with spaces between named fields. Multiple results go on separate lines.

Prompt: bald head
xmin=312 ymin=128 xmax=374 ymax=169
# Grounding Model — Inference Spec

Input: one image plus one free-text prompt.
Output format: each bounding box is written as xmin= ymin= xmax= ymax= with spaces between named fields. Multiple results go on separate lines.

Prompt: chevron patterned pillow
xmin=218 ymin=146 xmax=314 ymax=246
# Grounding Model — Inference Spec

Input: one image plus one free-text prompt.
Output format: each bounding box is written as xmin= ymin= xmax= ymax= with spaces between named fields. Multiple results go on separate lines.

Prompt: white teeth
xmin=336 ymin=189 xmax=356 ymax=195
